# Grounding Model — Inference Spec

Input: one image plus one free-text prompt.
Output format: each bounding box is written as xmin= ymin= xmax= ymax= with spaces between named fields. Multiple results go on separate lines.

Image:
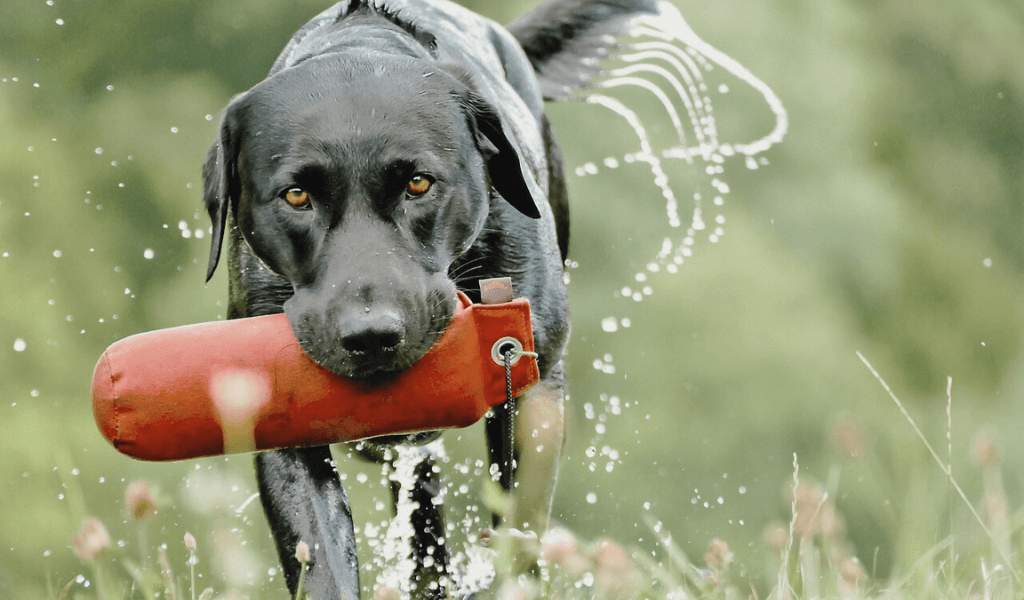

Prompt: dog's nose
xmin=339 ymin=309 xmax=405 ymax=357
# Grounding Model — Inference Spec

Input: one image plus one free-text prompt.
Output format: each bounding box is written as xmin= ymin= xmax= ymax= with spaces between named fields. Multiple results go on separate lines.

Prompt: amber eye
xmin=406 ymin=174 xmax=433 ymax=197
xmin=283 ymin=188 xmax=309 ymax=208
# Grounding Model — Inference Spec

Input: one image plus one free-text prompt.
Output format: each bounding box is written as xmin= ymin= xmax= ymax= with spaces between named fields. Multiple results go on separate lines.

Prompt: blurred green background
xmin=2 ymin=0 xmax=1022 ymax=597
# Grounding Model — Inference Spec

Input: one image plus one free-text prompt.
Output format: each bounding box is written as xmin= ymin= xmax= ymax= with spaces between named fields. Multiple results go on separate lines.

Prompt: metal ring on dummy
xmin=491 ymin=336 xmax=523 ymax=366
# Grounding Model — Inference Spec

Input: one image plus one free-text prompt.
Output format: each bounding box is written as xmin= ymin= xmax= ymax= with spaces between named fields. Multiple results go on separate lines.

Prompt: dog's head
xmin=203 ymin=52 xmax=542 ymax=379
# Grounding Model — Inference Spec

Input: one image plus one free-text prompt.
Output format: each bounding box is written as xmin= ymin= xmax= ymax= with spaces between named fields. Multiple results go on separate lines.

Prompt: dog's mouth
xmin=286 ymin=286 xmax=457 ymax=381
xmin=341 ymin=347 xmax=416 ymax=383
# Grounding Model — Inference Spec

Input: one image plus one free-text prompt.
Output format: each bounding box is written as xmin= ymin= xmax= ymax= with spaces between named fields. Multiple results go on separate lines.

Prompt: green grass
xmin=48 ymin=356 xmax=1024 ymax=600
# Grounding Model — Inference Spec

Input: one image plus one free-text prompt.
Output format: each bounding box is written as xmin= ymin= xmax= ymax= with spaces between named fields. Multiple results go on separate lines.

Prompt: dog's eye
xmin=282 ymin=188 xmax=310 ymax=208
xmin=406 ymin=174 xmax=433 ymax=197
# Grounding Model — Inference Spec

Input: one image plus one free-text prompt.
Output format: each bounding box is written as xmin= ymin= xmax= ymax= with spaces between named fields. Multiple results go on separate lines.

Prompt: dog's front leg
xmin=487 ymin=378 xmax=566 ymax=573
xmin=256 ymin=446 xmax=360 ymax=600
xmin=508 ymin=381 xmax=566 ymax=534
xmin=401 ymin=446 xmax=450 ymax=600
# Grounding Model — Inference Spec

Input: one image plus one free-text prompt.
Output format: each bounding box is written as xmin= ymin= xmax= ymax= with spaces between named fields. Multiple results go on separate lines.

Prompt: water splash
xmin=370 ymin=445 xmax=425 ymax=596
xmin=446 ymin=543 xmax=497 ymax=598
xmin=570 ymin=11 xmax=777 ymax=493
xmin=369 ymin=440 xmax=492 ymax=599
xmin=574 ymin=1 xmax=788 ymax=283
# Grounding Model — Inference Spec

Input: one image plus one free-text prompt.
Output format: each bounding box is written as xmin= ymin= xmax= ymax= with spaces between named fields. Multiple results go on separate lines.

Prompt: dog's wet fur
xmin=203 ymin=0 xmax=657 ymax=596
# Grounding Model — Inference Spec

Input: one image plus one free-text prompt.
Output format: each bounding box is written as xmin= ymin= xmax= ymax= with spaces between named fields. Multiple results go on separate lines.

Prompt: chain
xmin=499 ymin=346 xmax=538 ymax=490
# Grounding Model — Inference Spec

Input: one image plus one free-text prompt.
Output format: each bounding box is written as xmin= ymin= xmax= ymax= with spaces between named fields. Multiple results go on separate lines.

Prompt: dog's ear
xmin=462 ymin=93 xmax=543 ymax=219
xmin=203 ymin=94 xmax=246 ymax=281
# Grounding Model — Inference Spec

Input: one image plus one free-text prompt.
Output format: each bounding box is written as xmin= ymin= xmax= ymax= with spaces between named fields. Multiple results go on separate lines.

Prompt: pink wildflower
xmin=972 ymin=430 xmax=999 ymax=469
xmin=72 ymin=517 xmax=111 ymax=562
xmin=704 ymin=538 xmax=733 ymax=573
xmin=125 ymin=479 xmax=158 ymax=520
xmin=593 ymin=538 xmax=643 ymax=600
xmin=832 ymin=415 xmax=867 ymax=458
xmin=541 ymin=527 xmax=592 ymax=577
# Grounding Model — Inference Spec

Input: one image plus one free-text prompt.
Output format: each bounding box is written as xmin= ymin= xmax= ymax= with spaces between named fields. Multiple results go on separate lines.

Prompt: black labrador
xmin=202 ymin=0 xmax=657 ymax=597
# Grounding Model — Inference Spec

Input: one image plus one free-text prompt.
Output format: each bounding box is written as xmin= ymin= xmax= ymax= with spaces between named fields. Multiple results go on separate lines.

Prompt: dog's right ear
xmin=203 ymin=94 xmax=246 ymax=282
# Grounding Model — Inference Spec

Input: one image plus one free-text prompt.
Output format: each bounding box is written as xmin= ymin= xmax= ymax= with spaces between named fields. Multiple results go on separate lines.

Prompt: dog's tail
xmin=507 ymin=0 xmax=660 ymax=100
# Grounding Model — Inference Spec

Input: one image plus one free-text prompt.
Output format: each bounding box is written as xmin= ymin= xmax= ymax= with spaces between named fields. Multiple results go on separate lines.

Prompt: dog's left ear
xmin=202 ymin=94 xmax=246 ymax=281
xmin=462 ymin=93 xmax=543 ymax=219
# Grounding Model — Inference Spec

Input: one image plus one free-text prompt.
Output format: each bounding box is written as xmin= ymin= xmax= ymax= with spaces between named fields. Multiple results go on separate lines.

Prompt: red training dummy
xmin=92 ymin=291 xmax=538 ymax=461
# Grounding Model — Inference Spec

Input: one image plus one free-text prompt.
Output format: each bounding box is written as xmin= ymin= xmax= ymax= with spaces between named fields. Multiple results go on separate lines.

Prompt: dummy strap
xmin=480 ymin=278 xmax=537 ymax=513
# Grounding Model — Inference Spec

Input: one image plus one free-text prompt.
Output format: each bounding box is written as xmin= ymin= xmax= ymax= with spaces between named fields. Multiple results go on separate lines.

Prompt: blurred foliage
xmin=2 ymin=0 xmax=1023 ymax=598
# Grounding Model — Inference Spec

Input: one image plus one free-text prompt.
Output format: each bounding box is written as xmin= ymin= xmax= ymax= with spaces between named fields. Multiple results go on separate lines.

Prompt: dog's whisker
xmin=450 ymin=255 xmax=488 ymax=271
xmin=450 ymin=265 xmax=485 ymax=284
xmin=449 ymin=256 xmax=491 ymax=283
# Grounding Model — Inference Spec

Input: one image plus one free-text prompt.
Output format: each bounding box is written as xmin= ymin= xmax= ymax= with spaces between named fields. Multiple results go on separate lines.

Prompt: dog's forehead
xmin=242 ymin=55 xmax=469 ymax=152
xmin=235 ymin=55 xmax=481 ymax=187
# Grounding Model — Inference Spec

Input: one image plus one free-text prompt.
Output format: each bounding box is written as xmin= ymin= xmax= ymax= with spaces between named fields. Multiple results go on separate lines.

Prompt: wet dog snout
xmin=338 ymin=308 xmax=405 ymax=359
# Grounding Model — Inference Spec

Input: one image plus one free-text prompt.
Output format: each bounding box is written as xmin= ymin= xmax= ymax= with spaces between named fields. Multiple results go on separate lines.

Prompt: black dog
xmin=203 ymin=0 xmax=657 ymax=597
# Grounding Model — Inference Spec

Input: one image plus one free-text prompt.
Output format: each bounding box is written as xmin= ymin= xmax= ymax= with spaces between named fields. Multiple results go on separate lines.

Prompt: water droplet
xmin=143 ymin=249 xmax=154 ymax=259
xmin=982 ymin=257 xmax=993 ymax=268
xmin=600 ymin=317 xmax=618 ymax=332
xmin=586 ymin=493 xmax=597 ymax=504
